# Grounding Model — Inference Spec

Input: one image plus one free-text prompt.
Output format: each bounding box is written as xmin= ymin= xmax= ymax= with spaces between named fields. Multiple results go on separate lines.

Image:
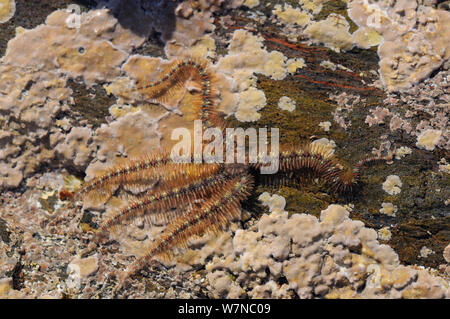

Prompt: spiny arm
xmin=136 ymin=58 xmax=223 ymax=130
xmin=60 ymin=151 xmax=175 ymax=201
xmin=60 ymin=153 xmax=220 ymax=202
xmin=253 ymin=143 xmax=357 ymax=193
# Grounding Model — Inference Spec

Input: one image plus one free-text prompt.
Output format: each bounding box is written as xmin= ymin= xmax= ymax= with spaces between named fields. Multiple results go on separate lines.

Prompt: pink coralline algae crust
xmin=200 ymin=199 xmax=449 ymax=298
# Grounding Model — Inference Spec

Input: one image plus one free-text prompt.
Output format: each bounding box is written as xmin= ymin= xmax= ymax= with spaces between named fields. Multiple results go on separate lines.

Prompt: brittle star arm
xmin=93 ymin=165 xmax=245 ymax=242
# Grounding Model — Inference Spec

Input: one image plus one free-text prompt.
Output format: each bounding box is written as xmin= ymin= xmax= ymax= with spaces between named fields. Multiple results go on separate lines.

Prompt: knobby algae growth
xmin=0 ymin=0 xmax=448 ymax=299
xmin=0 ymin=0 xmax=15 ymax=24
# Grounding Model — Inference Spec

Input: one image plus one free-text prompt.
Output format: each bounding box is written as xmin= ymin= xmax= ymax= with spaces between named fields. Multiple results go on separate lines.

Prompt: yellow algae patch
xmin=219 ymin=30 xmax=290 ymax=81
xmin=188 ymin=35 xmax=216 ymax=59
xmin=379 ymin=202 xmax=397 ymax=217
xmin=394 ymin=146 xmax=412 ymax=160
xmin=311 ymin=138 xmax=336 ymax=155
xmin=277 ymin=96 xmax=296 ymax=112
xmin=217 ymin=30 xmax=294 ymax=122
xmin=104 ymin=77 xmax=139 ymax=102
xmin=232 ymin=69 xmax=257 ymax=91
xmin=382 ymin=175 xmax=402 ymax=196
xmin=263 ymin=51 xmax=287 ymax=80
xmin=108 ymin=104 xmax=141 ymax=119
xmin=227 ymin=29 xmax=265 ymax=56
xmin=416 ymin=129 xmax=442 ymax=151
xmin=166 ymin=34 xmax=216 ymax=60
xmin=63 ymin=175 xmax=83 ymax=194
xmin=419 ymin=246 xmax=434 ymax=258
xmin=377 ymin=227 xmax=392 ymax=241
xmin=272 ymin=4 xmax=311 ymax=27
xmin=0 ymin=0 xmax=15 ymax=23
xmin=318 ymin=121 xmax=331 ymax=132
xmin=15 ymin=26 xmax=27 ymax=36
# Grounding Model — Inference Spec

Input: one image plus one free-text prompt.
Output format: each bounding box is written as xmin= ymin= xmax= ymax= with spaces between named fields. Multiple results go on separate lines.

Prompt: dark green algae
xmin=222 ymin=3 xmax=449 ymax=269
